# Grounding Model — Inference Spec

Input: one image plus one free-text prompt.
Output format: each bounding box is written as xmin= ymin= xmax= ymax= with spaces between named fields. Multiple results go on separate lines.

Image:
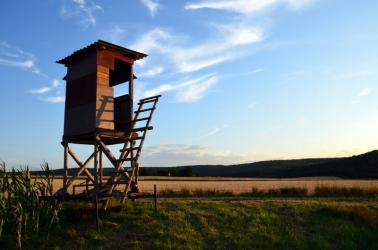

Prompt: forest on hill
xmin=36 ymin=150 xmax=378 ymax=179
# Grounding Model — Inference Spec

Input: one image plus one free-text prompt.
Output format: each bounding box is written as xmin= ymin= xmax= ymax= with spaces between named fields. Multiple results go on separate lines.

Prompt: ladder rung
xmin=120 ymin=147 xmax=141 ymax=152
xmin=132 ymin=126 xmax=153 ymax=132
xmin=132 ymin=117 xmax=149 ymax=122
xmin=138 ymin=99 xmax=156 ymax=105
xmin=130 ymin=136 xmax=143 ymax=140
xmin=139 ymin=95 xmax=162 ymax=102
xmin=135 ymin=108 xmax=155 ymax=113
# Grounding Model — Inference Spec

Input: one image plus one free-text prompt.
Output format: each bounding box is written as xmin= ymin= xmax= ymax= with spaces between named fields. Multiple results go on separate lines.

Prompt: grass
xmin=1 ymin=199 xmax=376 ymax=249
xmin=0 ymin=162 xmax=61 ymax=249
xmin=158 ymin=186 xmax=377 ymax=198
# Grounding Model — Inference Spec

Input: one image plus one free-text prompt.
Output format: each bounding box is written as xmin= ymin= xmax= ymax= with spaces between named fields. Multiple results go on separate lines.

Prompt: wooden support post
xmin=154 ymin=184 xmax=157 ymax=212
xmin=135 ymin=163 xmax=139 ymax=185
xmin=99 ymin=150 xmax=103 ymax=185
xmin=129 ymin=63 xmax=134 ymax=119
xmin=86 ymin=179 xmax=89 ymax=197
xmin=94 ymin=137 xmax=99 ymax=231
xmin=63 ymin=139 xmax=68 ymax=199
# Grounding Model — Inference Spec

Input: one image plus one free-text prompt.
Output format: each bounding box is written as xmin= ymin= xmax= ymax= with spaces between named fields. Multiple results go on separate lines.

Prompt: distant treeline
xmin=32 ymin=150 xmax=378 ymax=179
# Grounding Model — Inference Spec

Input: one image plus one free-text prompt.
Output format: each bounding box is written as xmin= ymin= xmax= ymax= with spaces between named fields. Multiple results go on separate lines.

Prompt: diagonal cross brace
xmin=95 ymin=137 xmax=130 ymax=187
xmin=64 ymin=147 xmax=96 ymax=190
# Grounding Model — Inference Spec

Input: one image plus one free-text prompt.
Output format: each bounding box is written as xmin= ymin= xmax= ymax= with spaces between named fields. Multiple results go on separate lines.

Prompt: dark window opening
xmin=109 ymin=59 xmax=131 ymax=87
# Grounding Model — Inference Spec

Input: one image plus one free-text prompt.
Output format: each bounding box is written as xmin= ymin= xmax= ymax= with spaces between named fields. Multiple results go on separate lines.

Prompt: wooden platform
xmin=63 ymin=128 xmax=129 ymax=145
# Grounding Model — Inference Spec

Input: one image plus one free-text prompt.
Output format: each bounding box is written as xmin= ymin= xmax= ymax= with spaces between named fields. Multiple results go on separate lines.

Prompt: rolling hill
xmin=34 ymin=150 xmax=378 ymax=178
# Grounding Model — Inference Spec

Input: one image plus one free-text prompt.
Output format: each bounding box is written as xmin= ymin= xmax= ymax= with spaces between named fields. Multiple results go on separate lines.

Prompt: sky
xmin=0 ymin=0 xmax=377 ymax=169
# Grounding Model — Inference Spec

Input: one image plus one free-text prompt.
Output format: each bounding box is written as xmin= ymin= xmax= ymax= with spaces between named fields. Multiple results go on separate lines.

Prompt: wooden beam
xmin=99 ymin=150 xmax=103 ymax=185
xmin=129 ymin=63 xmax=134 ymax=119
xmin=67 ymin=147 xmax=95 ymax=181
xmin=94 ymin=140 xmax=99 ymax=194
xmin=63 ymin=140 xmax=68 ymax=197
xmin=65 ymin=148 xmax=96 ymax=189
xmin=95 ymin=136 xmax=118 ymax=167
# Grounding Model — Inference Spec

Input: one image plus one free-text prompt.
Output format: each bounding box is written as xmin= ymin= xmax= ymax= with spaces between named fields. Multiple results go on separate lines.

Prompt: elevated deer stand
xmin=56 ymin=41 xmax=161 ymax=218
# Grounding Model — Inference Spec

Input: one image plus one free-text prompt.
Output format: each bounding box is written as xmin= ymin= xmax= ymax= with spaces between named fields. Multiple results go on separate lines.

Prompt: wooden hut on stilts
xmin=55 ymin=40 xmax=161 ymax=218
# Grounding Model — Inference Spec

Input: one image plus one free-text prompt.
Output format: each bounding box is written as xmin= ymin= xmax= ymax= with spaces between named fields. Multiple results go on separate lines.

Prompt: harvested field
xmin=49 ymin=176 xmax=378 ymax=195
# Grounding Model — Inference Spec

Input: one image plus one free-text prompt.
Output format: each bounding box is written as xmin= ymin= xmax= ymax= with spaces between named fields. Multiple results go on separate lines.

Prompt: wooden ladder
xmin=102 ymin=94 xmax=161 ymax=203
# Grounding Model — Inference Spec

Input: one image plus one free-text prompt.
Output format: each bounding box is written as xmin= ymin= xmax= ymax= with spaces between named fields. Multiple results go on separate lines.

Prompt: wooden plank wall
xmin=63 ymin=49 xmax=134 ymax=137
xmin=64 ymin=51 xmax=97 ymax=137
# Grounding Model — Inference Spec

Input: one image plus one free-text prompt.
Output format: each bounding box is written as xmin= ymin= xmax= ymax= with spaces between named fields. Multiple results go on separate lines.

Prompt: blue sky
xmin=0 ymin=0 xmax=377 ymax=169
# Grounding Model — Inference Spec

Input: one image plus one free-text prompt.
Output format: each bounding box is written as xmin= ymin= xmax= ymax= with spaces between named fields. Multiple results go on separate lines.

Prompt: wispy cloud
xmin=141 ymin=73 xmax=218 ymax=102
xmin=352 ymin=87 xmax=372 ymax=105
xmin=40 ymin=96 xmax=65 ymax=103
xmin=99 ymin=24 xmax=126 ymax=44
xmin=29 ymin=79 xmax=65 ymax=103
xmin=249 ymin=68 xmax=265 ymax=74
xmin=140 ymin=0 xmax=160 ymax=16
xmin=0 ymin=42 xmax=44 ymax=76
xmin=51 ymin=79 xmax=61 ymax=88
xmin=184 ymin=0 xmax=318 ymax=14
xmin=139 ymin=66 xmax=164 ymax=77
xmin=357 ymin=87 xmax=372 ymax=97
xmin=28 ymin=87 xmax=52 ymax=94
xmin=60 ymin=0 xmax=103 ymax=28
xmin=113 ymin=0 xmax=318 ymax=105
xmin=141 ymin=144 xmax=246 ymax=166
xmin=204 ymin=124 xmax=228 ymax=137
xmin=130 ymin=26 xmax=263 ymax=73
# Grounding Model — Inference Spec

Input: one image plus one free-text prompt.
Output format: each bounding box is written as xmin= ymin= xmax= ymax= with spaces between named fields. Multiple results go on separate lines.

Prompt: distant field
xmin=50 ymin=176 xmax=378 ymax=194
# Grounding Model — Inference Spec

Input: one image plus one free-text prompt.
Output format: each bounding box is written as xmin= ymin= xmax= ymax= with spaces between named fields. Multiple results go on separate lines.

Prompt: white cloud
xmin=51 ymin=79 xmax=61 ymax=88
xmin=142 ymin=73 xmax=218 ymax=102
xmin=99 ymin=25 xmax=126 ymax=44
xmin=41 ymin=96 xmax=65 ymax=103
xmin=0 ymin=42 xmax=44 ymax=76
xmin=130 ymin=28 xmax=172 ymax=54
xmin=29 ymin=79 xmax=64 ymax=104
xmin=357 ymin=87 xmax=372 ymax=97
xmin=28 ymin=87 xmax=52 ymax=94
xmin=204 ymin=124 xmax=228 ymax=137
xmin=286 ymin=0 xmax=318 ymax=10
xmin=0 ymin=58 xmax=34 ymax=69
xmin=140 ymin=0 xmax=160 ymax=16
xmin=60 ymin=0 xmax=103 ymax=27
xmin=351 ymin=87 xmax=372 ymax=105
xmin=141 ymin=144 xmax=246 ymax=166
xmin=176 ymin=74 xmax=218 ymax=102
xmin=130 ymin=26 xmax=263 ymax=73
xmin=185 ymin=0 xmax=318 ymax=14
xmin=249 ymin=68 xmax=265 ymax=74
xmin=139 ymin=66 xmax=164 ymax=77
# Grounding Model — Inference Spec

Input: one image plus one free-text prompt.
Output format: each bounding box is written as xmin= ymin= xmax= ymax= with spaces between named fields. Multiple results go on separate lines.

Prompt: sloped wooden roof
xmin=57 ymin=40 xmax=147 ymax=65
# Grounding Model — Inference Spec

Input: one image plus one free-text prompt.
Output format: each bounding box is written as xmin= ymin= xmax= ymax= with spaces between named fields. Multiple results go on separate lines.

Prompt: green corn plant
xmin=0 ymin=161 xmax=6 ymax=237
xmin=0 ymin=162 xmax=61 ymax=248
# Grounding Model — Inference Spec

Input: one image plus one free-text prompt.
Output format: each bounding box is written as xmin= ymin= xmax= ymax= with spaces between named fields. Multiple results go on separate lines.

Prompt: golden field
xmin=50 ymin=176 xmax=378 ymax=195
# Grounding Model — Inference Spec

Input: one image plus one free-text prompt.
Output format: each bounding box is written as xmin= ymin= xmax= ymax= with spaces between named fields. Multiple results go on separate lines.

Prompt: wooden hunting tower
xmin=57 ymin=40 xmax=146 ymax=144
xmin=56 ymin=40 xmax=161 ymax=211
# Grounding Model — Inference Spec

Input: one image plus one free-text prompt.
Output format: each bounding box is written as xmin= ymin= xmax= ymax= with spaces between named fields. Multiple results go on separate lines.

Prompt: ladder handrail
xmin=105 ymin=95 xmax=161 ymax=195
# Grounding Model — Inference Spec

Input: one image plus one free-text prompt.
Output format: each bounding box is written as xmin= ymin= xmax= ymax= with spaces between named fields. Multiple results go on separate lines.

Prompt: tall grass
xmin=314 ymin=186 xmax=378 ymax=197
xmin=158 ymin=186 xmax=377 ymax=198
xmin=0 ymin=161 xmax=61 ymax=249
